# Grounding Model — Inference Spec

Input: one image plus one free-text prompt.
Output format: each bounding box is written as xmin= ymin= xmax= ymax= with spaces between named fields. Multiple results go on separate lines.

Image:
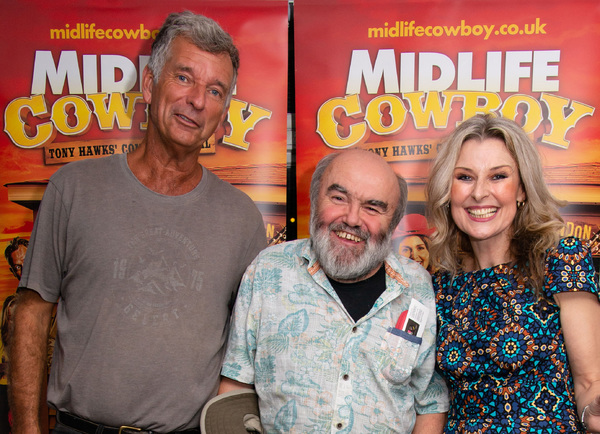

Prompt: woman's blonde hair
xmin=425 ymin=114 xmax=566 ymax=293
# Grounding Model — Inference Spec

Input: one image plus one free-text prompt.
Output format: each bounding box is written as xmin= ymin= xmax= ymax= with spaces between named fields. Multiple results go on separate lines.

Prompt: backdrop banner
xmin=294 ymin=0 xmax=600 ymax=256
xmin=0 ymin=0 xmax=288 ymax=304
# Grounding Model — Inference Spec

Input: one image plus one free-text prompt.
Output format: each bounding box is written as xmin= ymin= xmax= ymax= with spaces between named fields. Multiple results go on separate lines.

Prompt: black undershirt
xmin=328 ymin=265 xmax=387 ymax=322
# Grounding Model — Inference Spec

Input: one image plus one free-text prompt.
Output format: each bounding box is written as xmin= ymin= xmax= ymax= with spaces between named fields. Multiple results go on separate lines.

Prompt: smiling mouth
xmin=335 ymin=231 xmax=364 ymax=243
xmin=468 ymin=207 xmax=497 ymax=218
xmin=177 ymin=113 xmax=198 ymax=126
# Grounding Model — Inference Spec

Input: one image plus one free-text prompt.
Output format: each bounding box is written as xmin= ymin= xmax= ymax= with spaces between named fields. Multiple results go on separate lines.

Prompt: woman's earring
xmin=517 ymin=200 xmax=525 ymax=208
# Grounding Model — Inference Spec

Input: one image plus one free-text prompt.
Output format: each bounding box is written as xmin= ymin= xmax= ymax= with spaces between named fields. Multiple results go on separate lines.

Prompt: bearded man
xmin=218 ymin=149 xmax=448 ymax=433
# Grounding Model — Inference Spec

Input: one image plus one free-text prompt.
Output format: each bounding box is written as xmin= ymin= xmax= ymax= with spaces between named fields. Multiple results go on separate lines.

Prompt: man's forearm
xmin=8 ymin=289 xmax=54 ymax=434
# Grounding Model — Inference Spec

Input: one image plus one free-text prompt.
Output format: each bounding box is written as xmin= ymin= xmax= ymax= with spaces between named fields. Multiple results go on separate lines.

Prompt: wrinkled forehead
xmin=321 ymin=154 xmax=400 ymax=207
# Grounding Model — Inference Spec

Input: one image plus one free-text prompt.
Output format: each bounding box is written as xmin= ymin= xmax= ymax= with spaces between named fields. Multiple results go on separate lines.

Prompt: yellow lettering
xmin=364 ymin=95 xmax=407 ymax=135
xmin=52 ymin=95 xmax=92 ymax=135
xmin=317 ymin=94 xmax=368 ymax=149
xmin=223 ymin=99 xmax=272 ymax=151
xmin=540 ymin=93 xmax=595 ymax=149
xmin=450 ymin=91 xmax=502 ymax=122
xmin=562 ymin=222 xmax=592 ymax=239
xmin=499 ymin=94 xmax=543 ymax=134
xmin=3 ymin=95 xmax=55 ymax=148
xmin=87 ymin=92 xmax=144 ymax=130
xmin=403 ymin=91 xmax=455 ymax=129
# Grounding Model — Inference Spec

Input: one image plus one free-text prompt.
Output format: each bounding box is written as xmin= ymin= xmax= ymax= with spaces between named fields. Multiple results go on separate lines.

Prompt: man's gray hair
xmin=147 ymin=11 xmax=240 ymax=103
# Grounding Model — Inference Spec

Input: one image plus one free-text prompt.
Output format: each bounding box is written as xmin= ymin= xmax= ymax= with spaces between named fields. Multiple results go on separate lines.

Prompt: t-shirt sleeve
xmin=18 ymin=179 xmax=67 ymax=303
xmin=544 ymin=237 xmax=599 ymax=300
xmin=243 ymin=215 xmax=268 ymax=269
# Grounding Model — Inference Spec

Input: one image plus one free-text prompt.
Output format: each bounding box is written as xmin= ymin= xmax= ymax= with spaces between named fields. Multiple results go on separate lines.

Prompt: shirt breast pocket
xmin=379 ymin=327 xmax=421 ymax=384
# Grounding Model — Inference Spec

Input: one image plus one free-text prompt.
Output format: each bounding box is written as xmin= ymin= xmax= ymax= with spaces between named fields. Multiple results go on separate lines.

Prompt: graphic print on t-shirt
xmin=111 ymin=226 xmax=203 ymax=326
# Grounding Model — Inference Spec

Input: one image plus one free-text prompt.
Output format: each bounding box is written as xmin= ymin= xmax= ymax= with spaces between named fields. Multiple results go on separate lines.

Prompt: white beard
xmin=310 ymin=217 xmax=392 ymax=282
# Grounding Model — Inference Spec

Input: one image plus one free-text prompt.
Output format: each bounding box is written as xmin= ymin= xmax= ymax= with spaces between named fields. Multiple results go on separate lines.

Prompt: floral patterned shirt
xmin=435 ymin=237 xmax=599 ymax=433
xmin=222 ymin=239 xmax=449 ymax=433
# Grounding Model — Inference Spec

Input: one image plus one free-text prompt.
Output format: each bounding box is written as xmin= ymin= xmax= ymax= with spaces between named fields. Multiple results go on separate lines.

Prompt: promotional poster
xmin=0 ymin=0 xmax=288 ymax=305
xmin=294 ymin=0 xmax=600 ymax=254
xmin=0 ymin=3 xmax=287 ymax=427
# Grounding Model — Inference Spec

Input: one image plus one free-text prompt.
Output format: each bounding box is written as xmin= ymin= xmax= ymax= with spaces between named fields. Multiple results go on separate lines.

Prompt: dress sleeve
xmin=544 ymin=237 xmax=599 ymax=300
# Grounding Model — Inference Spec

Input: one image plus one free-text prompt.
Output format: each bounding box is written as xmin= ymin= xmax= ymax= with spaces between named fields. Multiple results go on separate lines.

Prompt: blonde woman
xmin=426 ymin=114 xmax=600 ymax=433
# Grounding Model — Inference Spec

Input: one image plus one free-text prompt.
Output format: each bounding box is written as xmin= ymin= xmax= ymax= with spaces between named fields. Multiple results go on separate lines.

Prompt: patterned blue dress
xmin=435 ymin=237 xmax=599 ymax=433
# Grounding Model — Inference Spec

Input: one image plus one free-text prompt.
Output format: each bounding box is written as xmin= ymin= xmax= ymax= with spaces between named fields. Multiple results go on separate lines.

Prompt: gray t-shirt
xmin=19 ymin=154 xmax=267 ymax=432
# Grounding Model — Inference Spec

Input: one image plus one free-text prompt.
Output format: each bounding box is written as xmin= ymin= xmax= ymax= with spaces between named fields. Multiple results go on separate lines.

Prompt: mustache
xmin=327 ymin=222 xmax=371 ymax=241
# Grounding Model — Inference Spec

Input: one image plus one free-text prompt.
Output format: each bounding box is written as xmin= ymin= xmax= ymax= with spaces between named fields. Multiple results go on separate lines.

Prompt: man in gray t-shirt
xmin=9 ymin=11 xmax=266 ymax=434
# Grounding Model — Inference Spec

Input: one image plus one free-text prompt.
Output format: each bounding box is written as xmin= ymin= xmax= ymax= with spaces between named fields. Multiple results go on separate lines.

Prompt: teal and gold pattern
xmin=435 ymin=237 xmax=599 ymax=433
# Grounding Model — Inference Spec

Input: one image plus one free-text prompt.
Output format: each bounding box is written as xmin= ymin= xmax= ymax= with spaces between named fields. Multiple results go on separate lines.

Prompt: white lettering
xmin=346 ymin=49 xmax=399 ymax=94
xmin=100 ymin=55 xmax=137 ymax=93
xmin=32 ymin=51 xmax=83 ymax=95
xmin=31 ymin=50 xmax=148 ymax=95
xmin=345 ymin=49 xmax=561 ymax=95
